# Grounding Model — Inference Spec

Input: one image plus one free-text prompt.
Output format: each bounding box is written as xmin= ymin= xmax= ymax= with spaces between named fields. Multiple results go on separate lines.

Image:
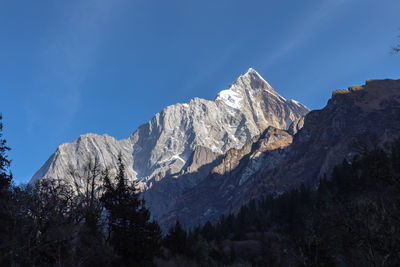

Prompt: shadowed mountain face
xmin=160 ymin=126 xmax=293 ymax=228
xmin=160 ymin=79 xmax=400 ymax=229
xmin=30 ymin=68 xmax=309 ymax=221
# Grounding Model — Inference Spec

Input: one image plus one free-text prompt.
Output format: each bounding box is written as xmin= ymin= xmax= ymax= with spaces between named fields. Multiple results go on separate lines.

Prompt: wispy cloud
xmin=261 ymin=0 xmax=355 ymax=68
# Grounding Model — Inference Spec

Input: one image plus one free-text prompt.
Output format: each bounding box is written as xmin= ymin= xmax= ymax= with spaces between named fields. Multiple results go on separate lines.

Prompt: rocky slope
xmin=161 ymin=78 xmax=400 ymax=229
xmin=160 ymin=126 xmax=293 ymax=228
xmin=249 ymin=79 xmax=400 ymax=196
xmin=30 ymin=68 xmax=309 ymax=220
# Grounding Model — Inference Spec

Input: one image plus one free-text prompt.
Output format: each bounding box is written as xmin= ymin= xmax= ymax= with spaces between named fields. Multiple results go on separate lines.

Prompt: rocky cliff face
xmin=251 ymin=79 xmax=400 ymax=194
xmin=128 ymin=68 xmax=308 ymax=184
xmin=31 ymin=133 xmax=136 ymax=188
xmin=30 ymin=68 xmax=309 ymax=221
xmin=160 ymin=126 xmax=293 ymax=228
xmin=160 ymin=78 xmax=400 ymax=229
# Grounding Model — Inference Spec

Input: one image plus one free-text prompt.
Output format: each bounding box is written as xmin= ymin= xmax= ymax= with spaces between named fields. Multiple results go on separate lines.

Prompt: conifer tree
xmin=0 ymin=114 xmax=11 ymax=197
xmin=101 ymin=155 xmax=161 ymax=267
xmin=164 ymin=221 xmax=188 ymax=255
xmin=0 ymin=114 xmax=13 ymax=265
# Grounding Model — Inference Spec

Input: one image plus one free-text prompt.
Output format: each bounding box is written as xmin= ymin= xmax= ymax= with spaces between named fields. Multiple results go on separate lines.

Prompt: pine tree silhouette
xmin=101 ymin=154 xmax=161 ymax=267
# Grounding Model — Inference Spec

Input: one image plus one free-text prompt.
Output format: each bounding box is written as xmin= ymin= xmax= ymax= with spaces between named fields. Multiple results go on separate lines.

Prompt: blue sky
xmin=1 ymin=0 xmax=399 ymax=184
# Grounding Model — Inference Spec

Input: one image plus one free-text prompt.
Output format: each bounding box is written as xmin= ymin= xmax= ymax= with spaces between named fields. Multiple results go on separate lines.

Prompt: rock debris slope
xmin=30 ymin=68 xmax=309 ymax=220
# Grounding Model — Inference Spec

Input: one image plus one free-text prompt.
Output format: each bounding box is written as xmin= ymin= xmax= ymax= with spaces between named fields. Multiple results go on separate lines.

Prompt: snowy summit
xmin=30 ymin=68 xmax=309 ymax=220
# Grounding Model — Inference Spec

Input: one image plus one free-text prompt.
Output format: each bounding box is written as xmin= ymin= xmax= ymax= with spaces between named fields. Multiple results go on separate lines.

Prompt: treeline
xmin=163 ymin=141 xmax=400 ymax=266
xmin=0 ymin=157 xmax=162 ymax=266
xmin=0 ymin=117 xmax=162 ymax=266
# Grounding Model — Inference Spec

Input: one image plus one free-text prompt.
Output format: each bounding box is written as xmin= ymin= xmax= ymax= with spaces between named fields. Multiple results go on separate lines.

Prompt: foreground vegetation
xmin=0 ymin=115 xmax=161 ymax=266
xmin=1 ymin=114 xmax=400 ymax=266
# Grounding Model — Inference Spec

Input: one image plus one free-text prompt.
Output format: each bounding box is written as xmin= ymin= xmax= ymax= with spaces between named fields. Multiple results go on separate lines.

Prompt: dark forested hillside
xmin=162 ymin=140 xmax=400 ymax=266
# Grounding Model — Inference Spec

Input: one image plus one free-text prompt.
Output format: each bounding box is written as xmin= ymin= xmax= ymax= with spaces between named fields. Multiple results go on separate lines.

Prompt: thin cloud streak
xmin=261 ymin=0 xmax=355 ymax=68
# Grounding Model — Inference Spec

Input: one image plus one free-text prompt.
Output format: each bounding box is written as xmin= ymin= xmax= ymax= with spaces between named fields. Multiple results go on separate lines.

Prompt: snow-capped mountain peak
xmin=215 ymin=68 xmax=288 ymax=110
xmin=30 ymin=68 xmax=309 ymax=220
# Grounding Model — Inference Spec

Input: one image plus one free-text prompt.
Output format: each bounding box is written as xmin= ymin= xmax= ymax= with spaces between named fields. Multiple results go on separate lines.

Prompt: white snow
xmin=290 ymin=99 xmax=301 ymax=106
xmin=216 ymin=87 xmax=242 ymax=109
xmin=170 ymin=155 xmax=186 ymax=163
xmin=246 ymin=67 xmax=257 ymax=74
